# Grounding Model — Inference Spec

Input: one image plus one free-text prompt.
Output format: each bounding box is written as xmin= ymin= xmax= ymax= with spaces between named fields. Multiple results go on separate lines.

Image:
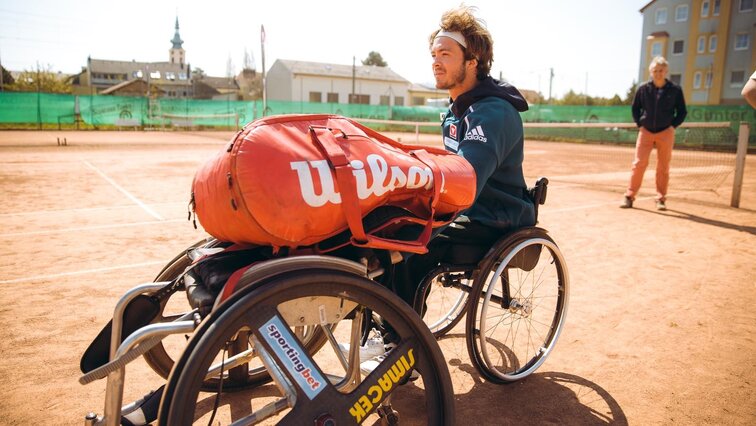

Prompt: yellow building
xmin=639 ymin=0 xmax=755 ymax=105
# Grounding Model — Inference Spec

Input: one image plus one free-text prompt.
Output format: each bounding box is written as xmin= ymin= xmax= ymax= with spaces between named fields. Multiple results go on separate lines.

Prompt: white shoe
xmin=359 ymin=343 xmax=420 ymax=381
xmin=338 ymin=330 xmax=386 ymax=363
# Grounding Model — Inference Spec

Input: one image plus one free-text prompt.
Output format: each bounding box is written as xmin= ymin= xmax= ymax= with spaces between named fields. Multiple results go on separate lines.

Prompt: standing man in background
xmin=621 ymin=56 xmax=687 ymax=211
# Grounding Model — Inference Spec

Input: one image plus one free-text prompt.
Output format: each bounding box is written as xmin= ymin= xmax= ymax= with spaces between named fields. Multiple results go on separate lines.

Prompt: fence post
xmin=730 ymin=122 xmax=750 ymax=208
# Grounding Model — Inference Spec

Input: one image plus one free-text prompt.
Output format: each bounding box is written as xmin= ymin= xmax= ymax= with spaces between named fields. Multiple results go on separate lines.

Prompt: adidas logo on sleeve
xmin=463 ymin=125 xmax=487 ymax=142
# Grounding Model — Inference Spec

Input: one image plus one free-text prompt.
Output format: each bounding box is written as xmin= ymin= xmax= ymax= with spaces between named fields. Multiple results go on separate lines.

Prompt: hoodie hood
xmin=450 ymin=76 xmax=529 ymax=117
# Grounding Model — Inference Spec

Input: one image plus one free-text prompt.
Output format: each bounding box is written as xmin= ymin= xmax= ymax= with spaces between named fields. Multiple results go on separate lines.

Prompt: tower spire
xmin=171 ymin=16 xmax=183 ymax=49
xmin=169 ymin=16 xmax=185 ymax=66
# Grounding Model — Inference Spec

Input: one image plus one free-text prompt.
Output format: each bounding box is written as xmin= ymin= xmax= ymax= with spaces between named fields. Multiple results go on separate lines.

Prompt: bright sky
xmin=0 ymin=0 xmax=647 ymax=99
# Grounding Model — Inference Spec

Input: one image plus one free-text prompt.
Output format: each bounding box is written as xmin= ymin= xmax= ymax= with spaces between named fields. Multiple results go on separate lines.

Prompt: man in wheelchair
xmin=347 ymin=5 xmax=537 ymax=370
xmin=86 ymin=7 xmax=544 ymax=425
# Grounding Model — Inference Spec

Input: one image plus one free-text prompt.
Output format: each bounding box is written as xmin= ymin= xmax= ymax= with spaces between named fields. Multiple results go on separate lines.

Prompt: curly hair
xmin=429 ymin=5 xmax=493 ymax=80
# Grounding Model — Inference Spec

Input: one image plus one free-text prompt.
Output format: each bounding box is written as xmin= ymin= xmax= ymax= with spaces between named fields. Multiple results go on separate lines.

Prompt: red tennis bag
xmin=191 ymin=114 xmax=476 ymax=254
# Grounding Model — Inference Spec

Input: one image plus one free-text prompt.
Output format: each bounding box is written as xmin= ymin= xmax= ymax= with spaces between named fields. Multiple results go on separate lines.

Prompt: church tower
xmin=169 ymin=16 xmax=185 ymax=67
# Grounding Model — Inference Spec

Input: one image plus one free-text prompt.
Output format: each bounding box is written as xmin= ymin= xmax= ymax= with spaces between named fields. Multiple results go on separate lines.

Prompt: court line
xmin=548 ymin=189 xmax=714 ymax=213
xmin=0 ymin=218 xmax=185 ymax=238
xmin=0 ymin=260 xmax=166 ymax=284
xmin=0 ymin=202 xmax=186 ymax=218
xmin=83 ymin=160 xmax=165 ymax=221
xmin=548 ymin=165 xmax=732 ymax=182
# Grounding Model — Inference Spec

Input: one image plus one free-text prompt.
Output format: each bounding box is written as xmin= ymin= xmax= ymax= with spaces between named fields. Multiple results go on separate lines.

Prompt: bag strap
xmin=308 ymin=126 xmax=443 ymax=254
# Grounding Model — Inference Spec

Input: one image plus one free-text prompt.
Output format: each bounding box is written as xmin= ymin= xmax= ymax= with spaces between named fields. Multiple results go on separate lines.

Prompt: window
xmin=713 ymin=0 xmax=720 ymax=15
xmin=693 ymin=71 xmax=702 ymax=89
xmin=709 ymin=35 xmax=718 ymax=52
xmin=740 ymin=0 xmax=754 ymax=12
xmin=673 ymin=40 xmax=685 ymax=55
xmin=730 ymin=70 xmax=746 ymax=86
xmin=701 ymin=0 xmax=710 ymax=17
xmin=135 ymin=70 xmax=143 ymax=78
xmin=651 ymin=41 xmax=662 ymax=57
xmin=178 ymin=73 xmax=187 ymax=80
xmin=697 ymin=35 xmax=706 ymax=53
xmin=676 ymin=5 xmax=689 ymax=21
xmin=394 ymin=96 xmax=404 ymax=106
xmin=309 ymin=91 xmax=322 ymax=103
xmin=150 ymin=71 xmax=160 ymax=79
xmin=655 ymin=8 xmax=668 ymax=24
xmin=379 ymin=95 xmax=390 ymax=106
xmin=349 ymin=94 xmax=370 ymax=104
xmin=704 ymin=71 xmax=713 ymax=88
xmin=326 ymin=92 xmax=339 ymax=103
xmin=734 ymin=33 xmax=750 ymax=50
xmin=165 ymin=72 xmax=176 ymax=81
xmin=669 ymin=74 xmax=682 ymax=85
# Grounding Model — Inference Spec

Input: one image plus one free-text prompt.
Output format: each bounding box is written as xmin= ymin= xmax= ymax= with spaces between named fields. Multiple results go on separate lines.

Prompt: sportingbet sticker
xmin=260 ymin=315 xmax=326 ymax=400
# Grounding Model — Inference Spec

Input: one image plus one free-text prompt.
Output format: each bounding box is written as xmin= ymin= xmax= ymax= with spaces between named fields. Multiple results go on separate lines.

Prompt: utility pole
xmin=261 ymin=24 xmax=267 ymax=116
xmin=351 ymin=56 xmax=356 ymax=104
xmin=0 ymin=47 xmax=4 ymax=92
xmin=584 ymin=72 xmax=588 ymax=106
xmin=548 ymin=67 xmax=554 ymax=103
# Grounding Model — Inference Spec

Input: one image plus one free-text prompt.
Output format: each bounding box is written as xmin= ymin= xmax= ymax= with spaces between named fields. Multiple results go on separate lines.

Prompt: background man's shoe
xmin=656 ymin=200 xmax=667 ymax=211
xmin=620 ymin=196 xmax=633 ymax=208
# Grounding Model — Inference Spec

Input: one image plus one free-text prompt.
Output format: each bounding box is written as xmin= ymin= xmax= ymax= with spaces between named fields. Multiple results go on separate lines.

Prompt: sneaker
xmin=656 ymin=200 xmax=667 ymax=211
xmin=338 ymin=329 xmax=386 ymax=363
xmin=620 ymin=196 xmax=633 ymax=209
xmin=359 ymin=343 xmax=420 ymax=381
xmin=120 ymin=385 xmax=164 ymax=426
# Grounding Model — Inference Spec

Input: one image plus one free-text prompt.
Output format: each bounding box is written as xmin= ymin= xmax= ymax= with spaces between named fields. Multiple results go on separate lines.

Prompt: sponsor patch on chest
xmin=449 ymin=123 xmax=458 ymax=139
xmin=444 ymin=136 xmax=459 ymax=151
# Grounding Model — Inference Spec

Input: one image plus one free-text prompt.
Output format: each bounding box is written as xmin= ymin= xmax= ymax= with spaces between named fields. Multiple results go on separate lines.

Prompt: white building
xmin=266 ymin=59 xmax=411 ymax=106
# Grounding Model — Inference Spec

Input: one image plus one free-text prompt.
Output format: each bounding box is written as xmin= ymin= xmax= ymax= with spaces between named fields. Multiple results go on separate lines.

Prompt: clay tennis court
xmin=0 ymin=129 xmax=754 ymax=425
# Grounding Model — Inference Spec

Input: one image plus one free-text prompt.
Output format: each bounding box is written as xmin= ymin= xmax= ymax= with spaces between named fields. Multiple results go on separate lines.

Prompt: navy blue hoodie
xmin=442 ymin=76 xmax=535 ymax=230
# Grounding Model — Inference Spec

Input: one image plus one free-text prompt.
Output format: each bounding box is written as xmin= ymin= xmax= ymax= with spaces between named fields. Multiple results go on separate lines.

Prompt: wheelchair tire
xmin=465 ymin=227 xmax=569 ymax=384
xmin=143 ymin=239 xmax=328 ymax=392
xmin=158 ymin=269 xmax=455 ymax=425
xmin=413 ymin=266 xmax=474 ymax=338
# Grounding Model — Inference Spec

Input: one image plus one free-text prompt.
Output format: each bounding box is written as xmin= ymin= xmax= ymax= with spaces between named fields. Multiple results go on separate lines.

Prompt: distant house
xmin=98 ymin=78 xmax=164 ymax=96
xmin=638 ymin=0 xmax=755 ymax=105
xmin=193 ymin=75 xmax=240 ymax=100
xmin=266 ymin=59 xmax=411 ymax=106
xmin=70 ymin=17 xmax=194 ymax=98
xmin=407 ymin=83 xmax=449 ymax=106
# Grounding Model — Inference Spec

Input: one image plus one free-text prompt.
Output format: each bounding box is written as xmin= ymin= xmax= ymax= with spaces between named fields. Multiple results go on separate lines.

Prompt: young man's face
xmin=431 ymin=36 xmax=469 ymax=91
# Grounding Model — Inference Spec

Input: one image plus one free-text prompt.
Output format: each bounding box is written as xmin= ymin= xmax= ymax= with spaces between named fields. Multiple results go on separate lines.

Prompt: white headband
xmin=435 ymin=30 xmax=467 ymax=49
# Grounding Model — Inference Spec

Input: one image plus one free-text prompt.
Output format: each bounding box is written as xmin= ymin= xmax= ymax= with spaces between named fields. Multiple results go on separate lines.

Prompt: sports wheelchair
xmin=80 ymin=178 xmax=568 ymax=425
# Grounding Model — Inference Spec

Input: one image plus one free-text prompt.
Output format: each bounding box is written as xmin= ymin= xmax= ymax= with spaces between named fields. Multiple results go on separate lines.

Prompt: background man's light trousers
xmin=625 ymin=126 xmax=675 ymax=202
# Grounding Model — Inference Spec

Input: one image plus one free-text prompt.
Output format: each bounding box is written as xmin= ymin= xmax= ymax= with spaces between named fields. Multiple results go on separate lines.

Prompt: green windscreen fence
xmin=1 ymin=92 xmax=753 ymax=147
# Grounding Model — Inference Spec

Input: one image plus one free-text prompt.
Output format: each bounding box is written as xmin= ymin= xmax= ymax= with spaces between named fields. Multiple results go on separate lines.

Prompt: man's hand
xmin=742 ymin=77 xmax=756 ymax=109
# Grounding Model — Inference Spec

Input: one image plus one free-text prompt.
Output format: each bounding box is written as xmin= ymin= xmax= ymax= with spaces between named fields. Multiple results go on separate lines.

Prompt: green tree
xmin=7 ymin=65 xmax=71 ymax=93
xmin=0 ymin=65 xmax=14 ymax=90
xmin=624 ymin=81 xmax=638 ymax=105
xmin=362 ymin=51 xmax=387 ymax=67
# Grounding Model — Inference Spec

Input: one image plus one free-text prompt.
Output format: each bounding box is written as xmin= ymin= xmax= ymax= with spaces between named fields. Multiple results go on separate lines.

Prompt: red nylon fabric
xmin=192 ymin=114 xmax=476 ymax=251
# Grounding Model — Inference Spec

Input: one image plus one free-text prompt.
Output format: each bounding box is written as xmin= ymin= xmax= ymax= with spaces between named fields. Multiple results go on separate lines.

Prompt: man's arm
xmin=631 ymin=85 xmax=643 ymax=126
xmin=671 ymin=87 xmax=687 ymax=128
xmin=742 ymin=75 xmax=756 ymax=108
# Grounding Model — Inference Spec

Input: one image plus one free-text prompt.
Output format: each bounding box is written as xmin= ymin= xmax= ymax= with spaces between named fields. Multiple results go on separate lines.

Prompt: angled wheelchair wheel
xmin=414 ymin=265 xmax=474 ymax=338
xmin=142 ymin=238 xmax=218 ymax=381
xmin=143 ymin=239 xmax=328 ymax=391
xmin=158 ymin=269 xmax=455 ymax=425
xmin=466 ymin=228 xmax=569 ymax=384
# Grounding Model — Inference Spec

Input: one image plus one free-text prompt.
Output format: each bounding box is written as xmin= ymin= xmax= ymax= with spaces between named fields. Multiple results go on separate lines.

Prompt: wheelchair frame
xmin=81 ymin=178 xmax=569 ymax=425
